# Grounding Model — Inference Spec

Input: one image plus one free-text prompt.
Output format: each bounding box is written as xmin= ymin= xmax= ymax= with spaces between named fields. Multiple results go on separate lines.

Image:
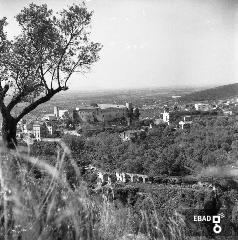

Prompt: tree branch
xmin=64 ymin=58 xmax=83 ymax=87
xmin=0 ymin=76 xmax=10 ymax=118
xmin=7 ymin=91 xmax=27 ymax=111
xmin=7 ymin=83 xmax=43 ymax=112
xmin=0 ymin=83 xmax=9 ymax=100
xmin=56 ymin=35 xmax=74 ymax=88
xmin=50 ymin=68 xmax=56 ymax=90
xmin=0 ymin=92 xmax=9 ymax=119
xmin=2 ymin=84 xmax=9 ymax=96
xmin=15 ymin=86 xmax=67 ymax=123
xmin=55 ymin=27 xmax=84 ymax=88
xmin=39 ymin=64 xmax=49 ymax=91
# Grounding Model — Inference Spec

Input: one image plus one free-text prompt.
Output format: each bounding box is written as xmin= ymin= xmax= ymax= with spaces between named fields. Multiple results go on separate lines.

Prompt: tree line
xmin=30 ymin=115 xmax=238 ymax=178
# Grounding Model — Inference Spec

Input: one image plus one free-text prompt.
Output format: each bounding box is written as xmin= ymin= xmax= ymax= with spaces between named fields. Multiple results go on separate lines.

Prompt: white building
xmin=42 ymin=114 xmax=57 ymax=121
xmin=54 ymin=106 xmax=59 ymax=118
xmin=53 ymin=106 xmax=68 ymax=119
xmin=33 ymin=122 xmax=41 ymax=141
xmin=33 ymin=121 xmax=55 ymax=141
xmin=194 ymin=103 xmax=211 ymax=111
xmin=179 ymin=116 xmax=192 ymax=130
xmin=162 ymin=110 xmax=170 ymax=125
xmin=223 ymin=110 xmax=233 ymax=116
xmin=59 ymin=109 xmax=69 ymax=118
xmin=119 ymin=129 xmax=145 ymax=142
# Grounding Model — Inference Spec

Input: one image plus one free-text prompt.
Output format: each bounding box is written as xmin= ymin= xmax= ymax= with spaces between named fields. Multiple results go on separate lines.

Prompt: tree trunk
xmin=2 ymin=117 xmax=17 ymax=149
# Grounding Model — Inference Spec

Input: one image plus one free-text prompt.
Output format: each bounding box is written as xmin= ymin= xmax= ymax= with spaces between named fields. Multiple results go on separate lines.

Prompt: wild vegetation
xmin=0 ymin=116 xmax=237 ymax=239
xmin=31 ymin=115 xmax=238 ymax=176
xmin=24 ymin=115 xmax=238 ymax=239
xmin=0 ymin=143 xmax=193 ymax=240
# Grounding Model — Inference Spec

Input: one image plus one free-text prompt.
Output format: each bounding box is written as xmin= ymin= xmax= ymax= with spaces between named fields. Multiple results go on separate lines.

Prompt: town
xmin=9 ymin=94 xmax=238 ymax=145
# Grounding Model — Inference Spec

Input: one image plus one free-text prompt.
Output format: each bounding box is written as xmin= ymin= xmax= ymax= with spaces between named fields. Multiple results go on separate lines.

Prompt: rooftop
xmin=43 ymin=113 xmax=55 ymax=117
xmin=33 ymin=121 xmax=44 ymax=126
xmin=76 ymin=106 xmax=96 ymax=111
xmin=97 ymin=104 xmax=126 ymax=109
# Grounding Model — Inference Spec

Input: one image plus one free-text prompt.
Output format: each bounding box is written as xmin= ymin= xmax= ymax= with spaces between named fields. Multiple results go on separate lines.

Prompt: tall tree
xmin=133 ymin=107 xmax=140 ymax=120
xmin=0 ymin=3 xmax=101 ymax=148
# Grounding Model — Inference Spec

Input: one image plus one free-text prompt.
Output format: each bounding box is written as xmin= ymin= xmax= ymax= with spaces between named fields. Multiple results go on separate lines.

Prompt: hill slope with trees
xmin=181 ymin=83 xmax=238 ymax=102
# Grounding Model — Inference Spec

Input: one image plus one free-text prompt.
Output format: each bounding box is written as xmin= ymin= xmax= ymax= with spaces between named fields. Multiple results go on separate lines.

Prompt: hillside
xmin=180 ymin=83 xmax=238 ymax=102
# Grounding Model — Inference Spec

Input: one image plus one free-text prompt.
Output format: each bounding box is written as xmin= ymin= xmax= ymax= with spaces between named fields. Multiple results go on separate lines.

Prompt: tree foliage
xmin=0 ymin=3 xmax=101 ymax=147
xmin=32 ymin=116 xmax=238 ymax=177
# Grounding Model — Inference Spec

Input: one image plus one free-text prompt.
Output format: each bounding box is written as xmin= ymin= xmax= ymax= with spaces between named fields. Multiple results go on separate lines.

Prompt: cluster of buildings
xmin=16 ymin=106 xmax=72 ymax=144
xmin=85 ymin=164 xmax=216 ymax=190
xmin=142 ymin=97 xmax=238 ymax=131
xmin=17 ymin=112 xmax=67 ymax=144
xmin=10 ymin=94 xmax=238 ymax=145
xmin=179 ymin=97 xmax=238 ymax=114
xmin=119 ymin=128 xmax=148 ymax=142
xmin=161 ymin=110 xmax=193 ymax=129
xmin=15 ymin=102 xmax=140 ymax=144
xmin=85 ymin=165 xmax=150 ymax=185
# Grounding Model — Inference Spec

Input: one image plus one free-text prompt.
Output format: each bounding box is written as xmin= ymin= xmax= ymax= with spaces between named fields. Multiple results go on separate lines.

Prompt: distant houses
xmin=157 ymin=96 xmax=238 ymax=129
xmin=13 ymin=102 xmax=141 ymax=144
xmin=42 ymin=113 xmax=57 ymax=121
xmin=119 ymin=129 xmax=146 ymax=142
xmin=54 ymin=106 xmax=69 ymax=119
xmin=159 ymin=102 xmax=221 ymax=128
xmin=32 ymin=121 xmax=59 ymax=141
xmin=162 ymin=109 xmax=170 ymax=125
xmin=9 ymin=93 xmax=238 ymax=146
xmin=17 ymin=116 xmax=61 ymax=144
xmin=179 ymin=116 xmax=193 ymax=130
xmin=223 ymin=110 xmax=233 ymax=116
xmin=194 ymin=103 xmax=212 ymax=111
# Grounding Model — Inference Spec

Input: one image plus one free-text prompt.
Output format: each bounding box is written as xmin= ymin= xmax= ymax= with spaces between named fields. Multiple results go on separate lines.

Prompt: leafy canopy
xmin=0 ymin=3 xmax=101 ymax=122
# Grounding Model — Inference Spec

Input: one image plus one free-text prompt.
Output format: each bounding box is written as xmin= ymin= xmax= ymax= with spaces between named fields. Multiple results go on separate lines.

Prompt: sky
xmin=0 ymin=0 xmax=238 ymax=90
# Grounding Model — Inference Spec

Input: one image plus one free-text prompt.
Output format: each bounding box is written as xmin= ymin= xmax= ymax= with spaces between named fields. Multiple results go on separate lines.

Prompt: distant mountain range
xmin=180 ymin=83 xmax=238 ymax=102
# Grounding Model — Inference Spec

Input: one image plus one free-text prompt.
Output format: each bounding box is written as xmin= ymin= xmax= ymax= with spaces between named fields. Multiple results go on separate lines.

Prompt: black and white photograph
xmin=0 ymin=0 xmax=238 ymax=239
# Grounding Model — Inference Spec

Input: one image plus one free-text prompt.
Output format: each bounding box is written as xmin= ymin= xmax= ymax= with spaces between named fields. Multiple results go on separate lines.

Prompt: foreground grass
xmin=0 ymin=143 xmax=234 ymax=240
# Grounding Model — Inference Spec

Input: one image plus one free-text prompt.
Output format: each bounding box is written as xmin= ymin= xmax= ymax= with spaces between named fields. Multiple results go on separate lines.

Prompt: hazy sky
xmin=1 ymin=0 xmax=238 ymax=90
